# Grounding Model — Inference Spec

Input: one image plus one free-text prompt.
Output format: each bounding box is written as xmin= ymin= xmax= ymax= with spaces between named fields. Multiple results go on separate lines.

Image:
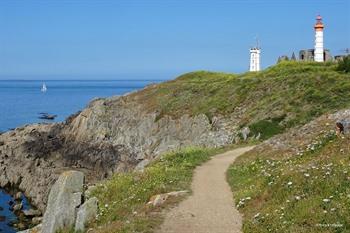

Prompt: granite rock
xmin=41 ymin=171 xmax=84 ymax=233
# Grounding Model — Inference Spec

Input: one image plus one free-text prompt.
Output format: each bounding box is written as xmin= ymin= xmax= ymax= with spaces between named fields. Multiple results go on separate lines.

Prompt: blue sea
xmin=0 ymin=79 xmax=162 ymax=232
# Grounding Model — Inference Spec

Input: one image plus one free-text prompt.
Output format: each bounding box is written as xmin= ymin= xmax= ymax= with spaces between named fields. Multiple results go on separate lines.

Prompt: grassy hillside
xmin=228 ymin=123 xmax=350 ymax=232
xmin=130 ymin=61 xmax=350 ymax=139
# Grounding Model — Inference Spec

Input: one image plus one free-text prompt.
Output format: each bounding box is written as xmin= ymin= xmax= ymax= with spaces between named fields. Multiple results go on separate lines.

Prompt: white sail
xmin=41 ymin=83 xmax=47 ymax=92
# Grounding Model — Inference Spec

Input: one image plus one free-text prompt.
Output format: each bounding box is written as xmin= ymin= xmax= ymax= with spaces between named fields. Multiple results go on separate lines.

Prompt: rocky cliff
xmin=0 ymin=92 xmax=237 ymax=212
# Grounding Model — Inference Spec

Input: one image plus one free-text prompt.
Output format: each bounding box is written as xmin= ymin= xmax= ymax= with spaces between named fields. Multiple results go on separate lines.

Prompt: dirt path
xmin=157 ymin=146 xmax=255 ymax=233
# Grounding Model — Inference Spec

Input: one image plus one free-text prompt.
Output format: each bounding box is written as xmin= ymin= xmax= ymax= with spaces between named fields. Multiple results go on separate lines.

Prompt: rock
xmin=149 ymin=194 xmax=168 ymax=207
xmin=167 ymin=190 xmax=189 ymax=197
xmin=241 ymin=127 xmax=250 ymax=141
xmin=41 ymin=171 xmax=84 ymax=233
xmin=13 ymin=203 xmax=23 ymax=211
xmin=23 ymin=209 xmax=41 ymax=217
xmin=147 ymin=190 xmax=188 ymax=207
xmin=32 ymin=216 xmax=43 ymax=225
xmin=16 ymin=222 xmax=26 ymax=230
xmin=14 ymin=191 xmax=23 ymax=200
xmin=85 ymin=185 xmax=97 ymax=199
xmin=135 ymin=159 xmax=150 ymax=171
xmin=17 ymin=223 xmax=42 ymax=233
xmin=0 ymin=215 xmax=5 ymax=222
xmin=74 ymin=197 xmax=98 ymax=232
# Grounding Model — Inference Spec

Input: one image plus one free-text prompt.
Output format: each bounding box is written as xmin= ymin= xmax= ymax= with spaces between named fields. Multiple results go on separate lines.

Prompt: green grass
xmin=227 ymin=131 xmax=350 ymax=233
xmin=88 ymin=146 xmax=233 ymax=233
xmin=129 ymin=61 xmax=350 ymax=140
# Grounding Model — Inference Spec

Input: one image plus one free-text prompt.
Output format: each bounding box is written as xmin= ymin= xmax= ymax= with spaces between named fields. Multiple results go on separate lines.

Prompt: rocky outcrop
xmin=75 ymin=197 xmax=98 ymax=232
xmin=0 ymin=91 xmax=239 ymax=213
xmin=41 ymin=171 xmax=84 ymax=233
xmin=23 ymin=171 xmax=98 ymax=233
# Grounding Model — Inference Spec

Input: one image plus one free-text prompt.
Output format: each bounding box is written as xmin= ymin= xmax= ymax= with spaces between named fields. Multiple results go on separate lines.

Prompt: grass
xmin=127 ymin=61 xmax=350 ymax=140
xmin=227 ymin=130 xmax=350 ymax=233
xmin=87 ymin=146 xmax=241 ymax=233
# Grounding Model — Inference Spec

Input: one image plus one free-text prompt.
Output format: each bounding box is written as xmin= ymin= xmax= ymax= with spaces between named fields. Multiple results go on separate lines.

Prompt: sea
xmin=0 ymin=79 xmax=162 ymax=232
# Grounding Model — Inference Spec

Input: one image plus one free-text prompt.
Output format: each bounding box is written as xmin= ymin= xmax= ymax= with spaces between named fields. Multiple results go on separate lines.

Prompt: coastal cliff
xmin=1 ymin=61 xmax=349 ymax=214
xmin=0 ymin=94 xmax=235 ymax=212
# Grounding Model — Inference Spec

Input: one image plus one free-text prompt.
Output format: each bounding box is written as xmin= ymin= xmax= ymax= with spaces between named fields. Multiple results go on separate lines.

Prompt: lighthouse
xmin=249 ymin=47 xmax=261 ymax=72
xmin=314 ymin=15 xmax=324 ymax=62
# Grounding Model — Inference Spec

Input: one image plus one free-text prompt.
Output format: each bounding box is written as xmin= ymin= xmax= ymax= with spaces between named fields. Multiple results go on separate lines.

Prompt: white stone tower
xmin=249 ymin=47 xmax=261 ymax=72
xmin=314 ymin=15 xmax=324 ymax=62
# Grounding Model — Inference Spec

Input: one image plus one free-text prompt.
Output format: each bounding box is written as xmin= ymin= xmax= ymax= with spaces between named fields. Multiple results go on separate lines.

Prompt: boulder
xmin=147 ymin=190 xmax=188 ymax=207
xmin=41 ymin=171 xmax=84 ymax=233
xmin=74 ymin=197 xmax=98 ymax=232
xmin=32 ymin=217 xmax=43 ymax=225
xmin=23 ymin=209 xmax=41 ymax=217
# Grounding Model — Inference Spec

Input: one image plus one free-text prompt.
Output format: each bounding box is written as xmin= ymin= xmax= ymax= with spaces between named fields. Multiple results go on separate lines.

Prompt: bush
xmin=337 ymin=55 xmax=350 ymax=73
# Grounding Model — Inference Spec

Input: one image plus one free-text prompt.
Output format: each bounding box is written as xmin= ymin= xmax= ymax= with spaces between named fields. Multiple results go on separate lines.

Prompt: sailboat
xmin=41 ymin=83 xmax=47 ymax=92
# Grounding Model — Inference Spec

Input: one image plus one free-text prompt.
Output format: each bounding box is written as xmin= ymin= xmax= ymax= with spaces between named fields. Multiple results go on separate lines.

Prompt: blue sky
xmin=0 ymin=0 xmax=349 ymax=80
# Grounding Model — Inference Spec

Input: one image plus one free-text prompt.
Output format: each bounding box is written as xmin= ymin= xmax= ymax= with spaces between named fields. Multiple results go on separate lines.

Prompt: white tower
xmin=249 ymin=47 xmax=261 ymax=72
xmin=314 ymin=15 xmax=324 ymax=62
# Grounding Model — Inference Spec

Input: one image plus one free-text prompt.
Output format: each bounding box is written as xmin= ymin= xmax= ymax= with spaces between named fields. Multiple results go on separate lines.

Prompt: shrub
xmin=337 ymin=55 xmax=350 ymax=73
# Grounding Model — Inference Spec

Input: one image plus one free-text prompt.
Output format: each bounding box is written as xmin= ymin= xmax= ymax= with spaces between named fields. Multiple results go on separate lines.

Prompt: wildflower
xmin=304 ymin=173 xmax=310 ymax=177
xmin=287 ymin=181 xmax=293 ymax=186
xmin=323 ymin=198 xmax=330 ymax=203
xmin=254 ymin=213 xmax=261 ymax=218
xmin=295 ymin=196 xmax=301 ymax=201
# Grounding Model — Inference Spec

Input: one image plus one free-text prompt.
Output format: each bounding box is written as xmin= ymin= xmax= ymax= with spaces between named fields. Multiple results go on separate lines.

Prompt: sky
xmin=0 ymin=0 xmax=349 ymax=80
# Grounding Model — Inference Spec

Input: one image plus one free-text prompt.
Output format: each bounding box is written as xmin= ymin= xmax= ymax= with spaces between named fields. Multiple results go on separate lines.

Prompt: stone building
xmin=299 ymin=48 xmax=333 ymax=62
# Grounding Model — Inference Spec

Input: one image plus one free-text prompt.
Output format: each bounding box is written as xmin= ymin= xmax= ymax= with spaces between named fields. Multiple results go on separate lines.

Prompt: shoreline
xmin=0 ymin=185 xmax=41 ymax=232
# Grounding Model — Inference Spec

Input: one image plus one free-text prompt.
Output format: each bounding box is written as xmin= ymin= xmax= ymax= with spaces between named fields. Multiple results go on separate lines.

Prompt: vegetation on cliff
xmin=131 ymin=61 xmax=350 ymax=139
